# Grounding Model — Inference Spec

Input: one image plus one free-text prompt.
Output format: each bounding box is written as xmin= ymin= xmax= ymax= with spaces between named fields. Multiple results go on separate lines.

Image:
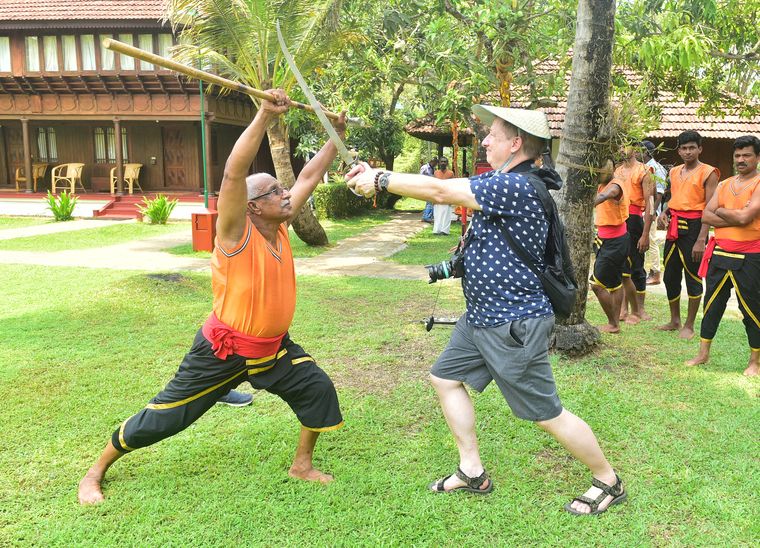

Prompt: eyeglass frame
xmin=249 ymin=184 xmax=286 ymax=201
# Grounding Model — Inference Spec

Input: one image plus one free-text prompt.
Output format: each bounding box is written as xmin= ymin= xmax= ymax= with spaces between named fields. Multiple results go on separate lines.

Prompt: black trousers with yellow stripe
xmin=111 ymin=330 xmax=343 ymax=453
xmin=700 ymin=252 xmax=760 ymax=349
xmin=623 ymin=214 xmax=647 ymax=292
xmin=663 ymin=217 xmax=704 ymax=301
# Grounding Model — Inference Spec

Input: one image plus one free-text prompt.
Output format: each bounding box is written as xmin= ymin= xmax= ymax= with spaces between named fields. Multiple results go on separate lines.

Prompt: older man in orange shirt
xmin=78 ymin=91 xmax=346 ymax=504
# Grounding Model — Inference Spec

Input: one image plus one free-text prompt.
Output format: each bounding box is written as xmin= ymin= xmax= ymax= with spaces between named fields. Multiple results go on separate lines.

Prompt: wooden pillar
xmin=462 ymin=148 xmax=468 ymax=176
xmin=203 ymin=114 xmax=214 ymax=195
xmin=437 ymin=143 xmax=444 ymax=159
xmin=113 ymin=118 xmax=124 ymax=195
xmin=21 ymin=118 xmax=32 ymax=193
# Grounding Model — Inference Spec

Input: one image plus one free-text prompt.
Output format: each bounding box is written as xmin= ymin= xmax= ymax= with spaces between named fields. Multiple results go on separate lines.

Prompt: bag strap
xmin=496 ymin=172 xmax=552 ymax=276
xmin=498 ymin=220 xmax=542 ymax=277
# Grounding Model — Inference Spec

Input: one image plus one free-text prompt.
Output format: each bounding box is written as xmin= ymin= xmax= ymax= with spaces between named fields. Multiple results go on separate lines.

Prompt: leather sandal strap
xmin=592 ymin=474 xmax=623 ymax=497
xmin=572 ymin=494 xmax=602 ymax=512
xmin=435 ymin=475 xmax=453 ymax=492
xmin=455 ymin=467 xmax=489 ymax=490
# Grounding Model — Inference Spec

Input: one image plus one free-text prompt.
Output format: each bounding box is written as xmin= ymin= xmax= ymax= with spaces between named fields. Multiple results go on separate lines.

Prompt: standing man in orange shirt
xmin=78 ymin=90 xmax=346 ymax=504
xmin=657 ymin=131 xmax=720 ymax=339
xmin=688 ymin=135 xmax=760 ymax=376
xmin=591 ymin=160 xmax=630 ymax=333
xmin=615 ymin=145 xmax=654 ymax=323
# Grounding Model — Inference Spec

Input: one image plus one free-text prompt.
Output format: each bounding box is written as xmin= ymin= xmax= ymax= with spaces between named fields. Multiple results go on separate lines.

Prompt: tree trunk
xmin=553 ymin=0 xmax=616 ymax=355
xmin=267 ymin=117 xmax=328 ymax=246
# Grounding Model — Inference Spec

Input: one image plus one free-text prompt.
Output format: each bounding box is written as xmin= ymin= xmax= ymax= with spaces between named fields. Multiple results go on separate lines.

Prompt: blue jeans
xmin=422 ymin=202 xmax=434 ymax=221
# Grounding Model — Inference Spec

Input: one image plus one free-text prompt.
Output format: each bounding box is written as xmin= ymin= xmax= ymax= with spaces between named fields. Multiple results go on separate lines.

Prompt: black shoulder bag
xmin=497 ymin=173 xmax=578 ymax=319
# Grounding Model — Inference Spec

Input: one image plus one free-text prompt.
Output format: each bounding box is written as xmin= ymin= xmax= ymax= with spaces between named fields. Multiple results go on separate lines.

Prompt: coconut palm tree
xmin=166 ymin=0 xmax=345 ymax=246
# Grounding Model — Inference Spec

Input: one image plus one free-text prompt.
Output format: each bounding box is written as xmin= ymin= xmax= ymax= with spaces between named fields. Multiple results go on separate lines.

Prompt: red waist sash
xmin=698 ymin=237 xmax=760 ymax=277
xmin=201 ymin=313 xmax=285 ymax=360
xmin=628 ymin=204 xmax=643 ymax=216
xmin=666 ymin=209 xmax=702 ymax=241
xmin=597 ymin=224 xmax=627 ymax=239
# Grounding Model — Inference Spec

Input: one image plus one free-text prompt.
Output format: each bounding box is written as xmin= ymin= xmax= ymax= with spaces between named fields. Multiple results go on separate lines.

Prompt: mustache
xmin=736 ymin=163 xmax=747 ymax=167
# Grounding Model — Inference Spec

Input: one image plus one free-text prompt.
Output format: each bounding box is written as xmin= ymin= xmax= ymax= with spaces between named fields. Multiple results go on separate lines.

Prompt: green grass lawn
xmin=0 ymin=264 xmax=756 ymax=546
xmin=0 ymin=216 xmax=51 ymax=230
xmin=166 ymin=210 xmax=392 ymax=259
xmin=394 ymin=196 xmax=426 ymax=211
xmin=0 ymin=221 xmax=189 ymax=251
xmin=388 ymin=224 xmax=463 ymax=265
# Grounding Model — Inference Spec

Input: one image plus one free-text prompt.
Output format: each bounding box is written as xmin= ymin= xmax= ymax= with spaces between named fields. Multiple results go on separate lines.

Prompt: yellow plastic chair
xmin=109 ymin=163 xmax=144 ymax=194
xmin=15 ymin=163 xmax=48 ymax=192
xmin=51 ymin=163 xmax=86 ymax=194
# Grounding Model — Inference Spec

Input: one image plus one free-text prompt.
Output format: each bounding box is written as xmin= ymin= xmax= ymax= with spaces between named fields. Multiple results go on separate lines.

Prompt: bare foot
xmin=685 ymin=354 xmax=709 ymax=367
xmin=743 ymin=362 xmax=759 ymax=376
xmin=678 ymin=327 xmax=695 ymax=340
xmin=619 ymin=312 xmax=628 ymax=322
xmin=657 ymin=322 xmax=681 ymax=331
xmin=598 ymin=324 xmax=621 ymax=334
xmin=78 ymin=471 xmax=105 ymax=505
xmin=288 ymin=465 xmax=334 ymax=484
xmin=624 ymin=314 xmax=641 ymax=325
xmin=639 ymin=311 xmax=652 ymax=321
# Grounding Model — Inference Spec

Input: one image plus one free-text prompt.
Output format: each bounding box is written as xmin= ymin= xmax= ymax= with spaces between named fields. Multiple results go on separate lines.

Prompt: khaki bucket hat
xmin=471 ymin=104 xmax=551 ymax=139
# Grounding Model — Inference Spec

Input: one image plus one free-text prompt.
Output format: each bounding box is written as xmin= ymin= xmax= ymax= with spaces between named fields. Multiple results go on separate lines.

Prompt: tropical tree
xmin=552 ymin=0 xmax=616 ymax=354
xmin=165 ymin=0 xmax=346 ymax=246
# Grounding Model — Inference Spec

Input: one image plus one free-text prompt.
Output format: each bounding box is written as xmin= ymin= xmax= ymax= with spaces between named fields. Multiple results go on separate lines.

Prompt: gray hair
xmin=245 ymin=173 xmax=278 ymax=200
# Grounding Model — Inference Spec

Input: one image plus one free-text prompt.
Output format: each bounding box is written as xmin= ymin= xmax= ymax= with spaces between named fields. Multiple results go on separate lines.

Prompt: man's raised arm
xmin=216 ymin=90 xmax=290 ymax=248
xmin=286 ymin=112 xmax=347 ymax=222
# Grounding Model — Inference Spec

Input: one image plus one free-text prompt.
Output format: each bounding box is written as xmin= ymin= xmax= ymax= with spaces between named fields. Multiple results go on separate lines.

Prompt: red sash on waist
xmin=698 ymin=237 xmax=760 ymax=277
xmin=201 ymin=313 xmax=285 ymax=360
xmin=597 ymin=224 xmax=627 ymax=239
xmin=628 ymin=204 xmax=643 ymax=216
xmin=666 ymin=209 xmax=702 ymax=241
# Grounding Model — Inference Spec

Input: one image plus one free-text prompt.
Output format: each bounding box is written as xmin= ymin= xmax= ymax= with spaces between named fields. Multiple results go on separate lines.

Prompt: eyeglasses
xmin=249 ymin=185 xmax=285 ymax=201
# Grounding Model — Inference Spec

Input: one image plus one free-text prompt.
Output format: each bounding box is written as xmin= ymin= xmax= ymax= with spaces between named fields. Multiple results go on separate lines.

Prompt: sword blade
xmin=276 ymin=21 xmax=356 ymax=168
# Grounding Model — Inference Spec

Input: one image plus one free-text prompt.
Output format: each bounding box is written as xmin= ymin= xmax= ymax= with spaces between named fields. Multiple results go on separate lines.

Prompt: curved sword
xmin=276 ymin=21 xmax=358 ymax=172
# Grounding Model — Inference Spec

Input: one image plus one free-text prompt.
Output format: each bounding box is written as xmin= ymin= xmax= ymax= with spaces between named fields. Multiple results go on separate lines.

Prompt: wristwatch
xmin=378 ymin=171 xmax=391 ymax=191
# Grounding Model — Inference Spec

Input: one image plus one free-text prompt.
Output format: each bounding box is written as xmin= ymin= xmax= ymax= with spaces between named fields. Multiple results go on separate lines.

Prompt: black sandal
xmin=564 ymin=473 xmax=627 ymax=515
xmin=429 ymin=467 xmax=494 ymax=495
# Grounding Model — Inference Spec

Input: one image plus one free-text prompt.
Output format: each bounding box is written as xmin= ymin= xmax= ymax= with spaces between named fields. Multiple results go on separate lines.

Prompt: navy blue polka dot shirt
xmin=464 ymin=164 xmax=553 ymax=327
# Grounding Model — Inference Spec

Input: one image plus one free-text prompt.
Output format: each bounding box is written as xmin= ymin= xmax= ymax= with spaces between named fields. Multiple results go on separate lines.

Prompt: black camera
xmin=425 ymin=247 xmax=466 ymax=284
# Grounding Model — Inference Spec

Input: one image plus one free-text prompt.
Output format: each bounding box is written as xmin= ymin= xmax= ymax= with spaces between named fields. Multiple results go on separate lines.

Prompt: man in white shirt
xmin=641 ymin=141 xmax=667 ymax=284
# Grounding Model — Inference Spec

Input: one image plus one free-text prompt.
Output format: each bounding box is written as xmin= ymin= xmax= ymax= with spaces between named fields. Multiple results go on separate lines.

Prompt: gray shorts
xmin=431 ymin=315 xmax=562 ymax=421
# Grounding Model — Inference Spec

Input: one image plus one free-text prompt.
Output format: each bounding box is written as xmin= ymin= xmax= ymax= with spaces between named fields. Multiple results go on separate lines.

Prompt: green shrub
xmin=313 ymin=177 xmax=397 ymax=219
xmin=45 ymin=190 xmax=78 ymax=221
xmin=138 ymin=194 xmax=178 ymax=224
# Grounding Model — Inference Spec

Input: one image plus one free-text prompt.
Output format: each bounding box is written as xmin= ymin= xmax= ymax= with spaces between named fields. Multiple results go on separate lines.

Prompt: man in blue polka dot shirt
xmin=347 ymin=105 xmax=625 ymax=516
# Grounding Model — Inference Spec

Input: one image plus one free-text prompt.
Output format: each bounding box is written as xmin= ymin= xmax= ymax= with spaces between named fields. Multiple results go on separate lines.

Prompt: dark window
xmin=94 ymin=127 xmax=128 ymax=163
xmin=37 ymin=128 xmax=58 ymax=162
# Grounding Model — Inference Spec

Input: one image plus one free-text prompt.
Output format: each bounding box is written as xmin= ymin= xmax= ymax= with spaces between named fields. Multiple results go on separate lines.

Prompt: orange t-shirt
xmin=668 ymin=163 xmax=719 ymax=212
xmin=434 ymin=169 xmax=454 ymax=180
xmin=714 ymin=173 xmax=760 ymax=242
xmin=614 ymin=161 xmax=649 ymax=208
xmin=211 ymin=220 xmax=296 ymax=337
xmin=595 ymin=179 xmax=629 ymax=228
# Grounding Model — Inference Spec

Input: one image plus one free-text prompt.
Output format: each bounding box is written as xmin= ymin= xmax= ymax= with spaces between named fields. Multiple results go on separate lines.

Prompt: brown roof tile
xmin=0 ymin=0 xmax=166 ymax=20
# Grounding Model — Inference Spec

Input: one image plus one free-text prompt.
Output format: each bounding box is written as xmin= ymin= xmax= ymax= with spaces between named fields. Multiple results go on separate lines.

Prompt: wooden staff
xmin=102 ymin=38 xmax=359 ymax=125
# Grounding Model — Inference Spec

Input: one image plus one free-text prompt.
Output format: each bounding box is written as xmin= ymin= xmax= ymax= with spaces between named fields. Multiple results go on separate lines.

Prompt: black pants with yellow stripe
xmin=111 ymin=330 xmax=343 ymax=453
xmin=663 ymin=217 xmax=704 ymax=302
xmin=623 ymin=214 xmax=647 ymax=292
xmin=700 ymin=252 xmax=760 ymax=349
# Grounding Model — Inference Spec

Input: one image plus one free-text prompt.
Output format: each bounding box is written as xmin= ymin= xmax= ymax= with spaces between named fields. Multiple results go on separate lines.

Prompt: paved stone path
xmin=0 ymin=212 xmax=429 ymax=278
xmin=0 ymin=218 xmax=133 ymax=241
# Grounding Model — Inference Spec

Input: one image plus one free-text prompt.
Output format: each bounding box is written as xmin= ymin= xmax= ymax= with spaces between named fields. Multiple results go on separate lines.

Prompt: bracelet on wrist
xmin=373 ymin=171 xmax=385 ymax=193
